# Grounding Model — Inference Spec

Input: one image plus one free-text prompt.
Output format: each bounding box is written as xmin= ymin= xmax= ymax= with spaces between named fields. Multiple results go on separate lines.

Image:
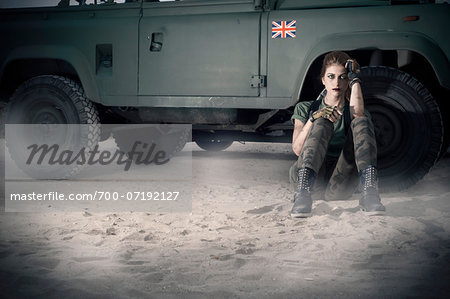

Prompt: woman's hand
xmin=310 ymin=105 xmax=342 ymax=123
xmin=345 ymin=59 xmax=362 ymax=88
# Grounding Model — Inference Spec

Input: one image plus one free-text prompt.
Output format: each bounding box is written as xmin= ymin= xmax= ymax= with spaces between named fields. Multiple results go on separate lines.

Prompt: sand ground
xmin=1 ymin=141 xmax=449 ymax=298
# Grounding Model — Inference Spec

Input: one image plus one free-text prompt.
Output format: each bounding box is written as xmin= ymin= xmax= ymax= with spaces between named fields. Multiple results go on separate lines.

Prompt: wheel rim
xmin=370 ymin=105 xmax=403 ymax=158
xmin=366 ymin=98 xmax=410 ymax=170
xmin=24 ymin=97 xmax=74 ymax=144
xmin=31 ymin=103 xmax=66 ymax=124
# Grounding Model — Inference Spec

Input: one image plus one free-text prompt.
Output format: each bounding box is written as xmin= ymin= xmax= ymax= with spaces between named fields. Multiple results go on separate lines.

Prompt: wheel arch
xmin=0 ymin=45 xmax=100 ymax=103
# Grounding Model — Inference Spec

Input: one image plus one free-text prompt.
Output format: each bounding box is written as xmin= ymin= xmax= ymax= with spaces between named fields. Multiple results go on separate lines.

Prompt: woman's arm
xmin=346 ymin=59 xmax=365 ymax=119
xmin=349 ymin=81 xmax=365 ymax=119
xmin=292 ymin=118 xmax=313 ymax=156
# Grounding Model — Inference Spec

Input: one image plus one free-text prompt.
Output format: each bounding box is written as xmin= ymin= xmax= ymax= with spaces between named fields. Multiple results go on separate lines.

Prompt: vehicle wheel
xmin=195 ymin=138 xmax=233 ymax=151
xmin=112 ymin=124 xmax=190 ymax=162
xmin=5 ymin=75 xmax=100 ymax=179
xmin=360 ymin=66 xmax=443 ymax=192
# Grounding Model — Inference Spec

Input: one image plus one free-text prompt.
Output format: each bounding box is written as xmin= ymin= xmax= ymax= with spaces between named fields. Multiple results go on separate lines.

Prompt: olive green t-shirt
xmin=291 ymin=101 xmax=370 ymax=158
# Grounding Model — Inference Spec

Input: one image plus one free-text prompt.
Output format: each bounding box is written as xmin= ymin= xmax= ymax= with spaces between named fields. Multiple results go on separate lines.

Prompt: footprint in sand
xmin=143 ymin=272 xmax=165 ymax=283
xmin=86 ymin=229 xmax=104 ymax=236
xmin=233 ymin=258 xmax=247 ymax=269
xmin=235 ymin=247 xmax=254 ymax=255
xmin=120 ymin=232 xmax=145 ymax=241
xmin=210 ymin=254 xmax=233 ymax=261
xmin=246 ymin=204 xmax=278 ymax=215
xmin=71 ymin=256 xmax=109 ymax=263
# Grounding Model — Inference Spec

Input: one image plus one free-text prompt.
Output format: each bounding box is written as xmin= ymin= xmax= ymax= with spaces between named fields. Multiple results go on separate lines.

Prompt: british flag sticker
xmin=272 ymin=20 xmax=296 ymax=38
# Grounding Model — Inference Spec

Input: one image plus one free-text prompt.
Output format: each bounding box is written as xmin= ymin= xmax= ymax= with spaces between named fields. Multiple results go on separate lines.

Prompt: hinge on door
xmin=250 ymin=75 xmax=266 ymax=88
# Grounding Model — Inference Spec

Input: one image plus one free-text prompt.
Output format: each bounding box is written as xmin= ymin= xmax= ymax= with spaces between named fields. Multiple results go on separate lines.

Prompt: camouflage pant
xmin=289 ymin=117 xmax=377 ymax=200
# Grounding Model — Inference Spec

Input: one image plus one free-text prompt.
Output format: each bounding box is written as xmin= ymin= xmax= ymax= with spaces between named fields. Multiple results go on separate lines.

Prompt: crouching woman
xmin=290 ymin=51 xmax=385 ymax=218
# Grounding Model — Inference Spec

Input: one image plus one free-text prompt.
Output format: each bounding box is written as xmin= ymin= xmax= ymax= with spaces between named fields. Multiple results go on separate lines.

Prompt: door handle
xmin=150 ymin=32 xmax=163 ymax=52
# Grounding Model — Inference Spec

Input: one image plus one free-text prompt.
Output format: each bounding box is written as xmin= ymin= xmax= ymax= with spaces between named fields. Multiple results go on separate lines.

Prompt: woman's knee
xmin=350 ymin=116 xmax=375 ymax=134
xmin=311 ymin=117 xmax=334 ymax=132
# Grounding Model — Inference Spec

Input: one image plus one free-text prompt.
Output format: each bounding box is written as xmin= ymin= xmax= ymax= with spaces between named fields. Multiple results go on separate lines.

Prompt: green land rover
xmin=0 ymin=0 xmax=449 ymax=190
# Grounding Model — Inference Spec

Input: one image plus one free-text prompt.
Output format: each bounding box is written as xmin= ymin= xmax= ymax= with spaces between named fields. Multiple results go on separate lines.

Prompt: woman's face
xmin=321 ymin=63 xmax=349 ymax=98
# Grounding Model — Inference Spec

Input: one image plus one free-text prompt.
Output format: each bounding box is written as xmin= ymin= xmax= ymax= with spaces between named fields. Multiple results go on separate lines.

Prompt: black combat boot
xmin=359 ymin=165 xmax=386 ymax=215
xmin=290 ymin=167 xmax=316 ymax=218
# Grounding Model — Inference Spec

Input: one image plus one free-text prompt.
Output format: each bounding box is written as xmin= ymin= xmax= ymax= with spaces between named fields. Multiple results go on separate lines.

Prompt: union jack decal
xmin=272 ymin=20 xmax=296 ymax=38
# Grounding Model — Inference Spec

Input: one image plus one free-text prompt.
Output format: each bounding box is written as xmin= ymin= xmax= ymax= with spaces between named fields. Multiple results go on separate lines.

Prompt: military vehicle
xmin=0 ymin=0 xmax=449 ymax=190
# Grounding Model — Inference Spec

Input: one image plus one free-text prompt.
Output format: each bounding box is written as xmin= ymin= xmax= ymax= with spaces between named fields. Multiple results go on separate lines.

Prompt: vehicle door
xmin=139 ymin=0 xmax=262 ymax=97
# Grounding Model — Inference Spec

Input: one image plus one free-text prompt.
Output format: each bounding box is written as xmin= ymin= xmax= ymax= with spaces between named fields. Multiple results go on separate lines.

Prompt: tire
xmin=5 ymin=75 xmax=100 ymax=179
xmin=195 ymin=138 xmax=233 ymax=151
xmin=360 ymin=66 xmax=443 ymax=192
xmin=112 ymin=124 xmax=190 ymax=162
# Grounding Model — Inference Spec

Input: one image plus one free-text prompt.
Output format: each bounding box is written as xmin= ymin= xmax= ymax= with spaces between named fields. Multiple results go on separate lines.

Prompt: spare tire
xmin=360 ymin=66 xmax=443 ymax=192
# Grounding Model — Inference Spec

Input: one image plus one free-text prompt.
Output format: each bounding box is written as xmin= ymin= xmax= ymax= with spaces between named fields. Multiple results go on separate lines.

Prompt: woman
xmin=290 ymin=51 xmax=385 ymax=217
